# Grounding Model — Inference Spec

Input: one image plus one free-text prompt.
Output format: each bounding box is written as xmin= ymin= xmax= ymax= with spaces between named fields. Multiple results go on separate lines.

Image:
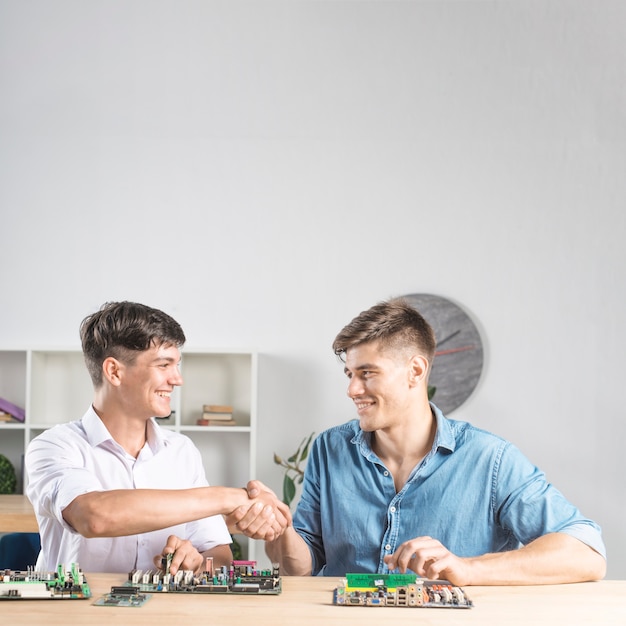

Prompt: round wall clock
xmin=402 ymin=293 xmax=484 ymax=414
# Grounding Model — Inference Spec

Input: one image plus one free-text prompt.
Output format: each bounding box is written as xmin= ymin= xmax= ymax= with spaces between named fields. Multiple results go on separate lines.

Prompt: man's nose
xmin=347 ymin=376 xmax=364 ymax=398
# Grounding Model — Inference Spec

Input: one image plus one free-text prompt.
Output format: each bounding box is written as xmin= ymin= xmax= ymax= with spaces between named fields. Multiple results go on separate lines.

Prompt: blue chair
xmin=0 ymin=532 xmax=41 ymax=570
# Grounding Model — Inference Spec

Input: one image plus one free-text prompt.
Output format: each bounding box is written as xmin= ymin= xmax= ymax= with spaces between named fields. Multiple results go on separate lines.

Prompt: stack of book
xmin=0 ymin=397 xmax=25 ymax=423
xmin=197 ymin=404 xmax=236 ymax=426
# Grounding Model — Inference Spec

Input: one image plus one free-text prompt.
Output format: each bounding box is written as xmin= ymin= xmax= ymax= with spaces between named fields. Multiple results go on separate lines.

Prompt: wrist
xmin=219 ymin=486 xmax=249 ymax=513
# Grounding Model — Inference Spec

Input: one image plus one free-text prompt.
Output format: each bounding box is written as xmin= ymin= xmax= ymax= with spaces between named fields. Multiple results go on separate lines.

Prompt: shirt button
xmin=385 ymin=544 xmax=392 ymax=552
xmin=383 ymin=471 xmax=389 ymax=476
xmin=389 ymin=506 xmax=396 ymax=513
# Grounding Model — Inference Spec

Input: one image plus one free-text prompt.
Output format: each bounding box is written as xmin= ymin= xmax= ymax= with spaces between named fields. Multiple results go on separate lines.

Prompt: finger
xmin=407 ymin=553 xmax=426 ymax=575
xmin=252 ymin=479 xmax=278 ymax=497
xmin=246 ymin=479 xmax=262 ymax=498
xmin=226 ymin=505 xmax=251 ymax=532
xmin=239 ymin=503 xmax=285 ymax=540
xmin=162 ymin=534 xmax=182 ymax=555
xmin=422 ymin=557 xmax=442 ymax=580
xmin=396 ymin=553 xmax=413 ymax=573
xmin=165 ymin=546 xmax=187 ymax=575
xmin=390 ymin=541 xmax=430 ymax=573
xmin=159 ymin=546 xmax=177 ymax=572
xmin=179 ymin=552 xmax=202 ymax=575
xmin=274 ymin=501 xmax=292 ymax=527
xmin=411 ymin=550 xmax=440 ymax=577
xmin=228 ymin=506 xmax=246 ymax=524
xmin=246 ymin=521 xmax=277 ymax=541
xmin=383 ymin=554 xmax=395 ymax=569
xmin=243 ymin=504 xmax=275 ymax=536
xmin=235 ymin=502 xmax=265 ymax=532
xmin=259 ymin=509 xmax=288 ymax=540
xmin=423 ymin=552 xmax=462 ymax=582
xmin=386 ymin=544 xmax=414 ymax=573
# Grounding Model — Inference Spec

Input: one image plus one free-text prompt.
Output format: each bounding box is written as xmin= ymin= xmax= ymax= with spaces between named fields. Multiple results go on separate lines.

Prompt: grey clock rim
xmin=402 ymin=293 xmax=484 ymax=414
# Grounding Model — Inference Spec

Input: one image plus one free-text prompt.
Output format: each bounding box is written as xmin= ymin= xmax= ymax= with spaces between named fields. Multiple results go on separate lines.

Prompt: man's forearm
xmin=468 ymin=533 xmax=606 ymax=585
xmin=63 ymin=486 xmax=250 ymax=537
xmin=265 ymin=526 xmax=313 ymax=576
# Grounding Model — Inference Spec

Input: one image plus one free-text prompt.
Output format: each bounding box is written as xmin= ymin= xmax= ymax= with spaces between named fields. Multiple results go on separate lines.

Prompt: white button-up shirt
xmin=26 ymin=406 xmax=231 ymax=573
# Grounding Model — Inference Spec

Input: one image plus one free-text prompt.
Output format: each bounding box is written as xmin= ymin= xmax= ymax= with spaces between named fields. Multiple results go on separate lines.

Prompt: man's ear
xmin=408 ymin=354 xmax=429 ymax=387
xmin=102 ymin=357 xmax=123 ymax=386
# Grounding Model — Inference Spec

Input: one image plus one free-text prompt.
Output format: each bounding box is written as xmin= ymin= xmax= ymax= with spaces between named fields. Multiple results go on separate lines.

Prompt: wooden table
xmin=0 ymin=495 xmax=38 ymax=533
xmin=1 ymin=574 xmax=625 ymax=625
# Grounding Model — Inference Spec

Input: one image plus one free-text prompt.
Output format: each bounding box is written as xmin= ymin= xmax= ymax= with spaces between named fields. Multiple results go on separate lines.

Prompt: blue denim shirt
xmin=293 ymin=404 xmax=606 ymax=576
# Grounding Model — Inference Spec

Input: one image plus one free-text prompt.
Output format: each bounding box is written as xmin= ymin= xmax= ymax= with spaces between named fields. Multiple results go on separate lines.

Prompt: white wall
xmin=1 ymin=1 xmax=624 ymax=578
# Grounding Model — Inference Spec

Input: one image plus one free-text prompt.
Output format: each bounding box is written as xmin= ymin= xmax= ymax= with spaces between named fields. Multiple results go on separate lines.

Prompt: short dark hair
xmin=332 ymin=298 xmax=436 ymax=364
xmin=80 ymin=301 xmax=186 ymax=387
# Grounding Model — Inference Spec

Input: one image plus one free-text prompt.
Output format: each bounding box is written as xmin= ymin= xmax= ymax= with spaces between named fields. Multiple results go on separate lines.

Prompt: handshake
xmin=225 ymin=480 xmax=292 ymax=542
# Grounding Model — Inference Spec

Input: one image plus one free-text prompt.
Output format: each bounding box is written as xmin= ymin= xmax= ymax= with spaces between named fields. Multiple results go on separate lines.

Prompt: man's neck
xmin=371 ymin=401 xmax=436 ymax=492
xmin=92 ymin=402 xmax=149 ymax=459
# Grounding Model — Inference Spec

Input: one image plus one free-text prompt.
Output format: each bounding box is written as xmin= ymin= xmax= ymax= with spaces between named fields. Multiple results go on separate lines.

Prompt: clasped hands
xmin=154 ymin=481 xmax=290 ymax=576
xmin=226 ymin=479 xmax=292 ymax=542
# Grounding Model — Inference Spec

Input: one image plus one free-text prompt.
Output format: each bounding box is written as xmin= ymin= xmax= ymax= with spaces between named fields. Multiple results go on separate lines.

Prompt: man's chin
xmin=357 ymin=417 xmax=376 ymax=432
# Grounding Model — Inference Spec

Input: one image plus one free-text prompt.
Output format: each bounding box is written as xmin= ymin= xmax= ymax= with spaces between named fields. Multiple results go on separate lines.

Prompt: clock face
xmin=402 ymin=293 xmax=484 ymax=414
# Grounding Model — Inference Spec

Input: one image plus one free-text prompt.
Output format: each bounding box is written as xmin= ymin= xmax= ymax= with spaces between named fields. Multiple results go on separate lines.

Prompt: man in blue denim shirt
xmin=238 ymin=299 xmax=606 ymax=584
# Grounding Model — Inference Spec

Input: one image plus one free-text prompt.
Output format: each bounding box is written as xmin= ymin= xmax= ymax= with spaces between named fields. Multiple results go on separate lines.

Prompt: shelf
xmin=28 ymin=350 xmax=93 ymax=425
xmin=179 ymin=425 xmax=252 ymax=433
xmin=0 ymin=423 xmax=25 ymax=430
xmin=178 ymin=351 xmax=253 ymax=427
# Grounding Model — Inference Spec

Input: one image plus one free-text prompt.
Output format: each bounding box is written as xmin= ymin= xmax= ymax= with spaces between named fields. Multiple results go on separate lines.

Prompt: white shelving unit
xmin=0 ymin=347 xmax=259 ymax=561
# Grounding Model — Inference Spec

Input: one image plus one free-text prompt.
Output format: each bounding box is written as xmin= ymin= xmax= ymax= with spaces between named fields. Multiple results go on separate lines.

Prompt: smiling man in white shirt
xmin=26 ymin=301 xmax=289 ymax=574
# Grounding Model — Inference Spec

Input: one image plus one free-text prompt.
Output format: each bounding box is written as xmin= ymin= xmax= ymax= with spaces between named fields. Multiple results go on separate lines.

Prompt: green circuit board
xmin=125 ymin=560 xmax=281 ymax=595
xmin=0 ymin=563 xmax=91 ymax=600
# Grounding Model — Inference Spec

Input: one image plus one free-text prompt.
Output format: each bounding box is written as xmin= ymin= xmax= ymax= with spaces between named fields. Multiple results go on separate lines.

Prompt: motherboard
xmin=125 ymin=559 xmax=282 ymax=595
xmin=332 ymin=572 xmax=473 ymax=608
xmin=0 ymin=563 xmax=91 ymax=600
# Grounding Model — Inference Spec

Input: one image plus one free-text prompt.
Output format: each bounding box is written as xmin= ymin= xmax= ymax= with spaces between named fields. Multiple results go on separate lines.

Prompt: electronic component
xmin=332 ymin=573 xmax=473 ymax=608
xmin=126 ymin=560 xmax=281 ymax=595
xmin=94 ymin=585 xmax=151 ymax=607
xmin=0 ymin=563 xmax=91 ymax=600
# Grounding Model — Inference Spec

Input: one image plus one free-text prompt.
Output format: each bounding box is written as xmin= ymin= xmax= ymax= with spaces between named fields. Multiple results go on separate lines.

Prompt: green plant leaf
xmin=230 ymin=536 xmax=242 ymax=560
xmin=290 ymin=437 xmax=305 ymax=464
xmin=282 ymin=474 xmax=296 ymax=506
xmin=0 ymin=454 xmax=16 ymax=494
xmin=298 ymin=432 xmax=315 ymax=463
xmin=427 ymin=385 xmax=437 ymax=400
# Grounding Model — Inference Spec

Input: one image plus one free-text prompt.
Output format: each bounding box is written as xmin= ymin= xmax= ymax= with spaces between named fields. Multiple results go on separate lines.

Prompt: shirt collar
xmin=145 ymin=417 xmax=167 ymax=453
xmin=430 ymin=402 xmax=456 ymax=454
xmin=82 ymin=405 xmax=167 ymax=454
xmin=83 ymin=405 xmax=115 ymax=448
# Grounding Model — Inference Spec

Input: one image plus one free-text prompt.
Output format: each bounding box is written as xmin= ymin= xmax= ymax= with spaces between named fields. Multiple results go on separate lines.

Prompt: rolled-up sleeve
xmin=494 ymin=443 xmax=606 ymax=559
